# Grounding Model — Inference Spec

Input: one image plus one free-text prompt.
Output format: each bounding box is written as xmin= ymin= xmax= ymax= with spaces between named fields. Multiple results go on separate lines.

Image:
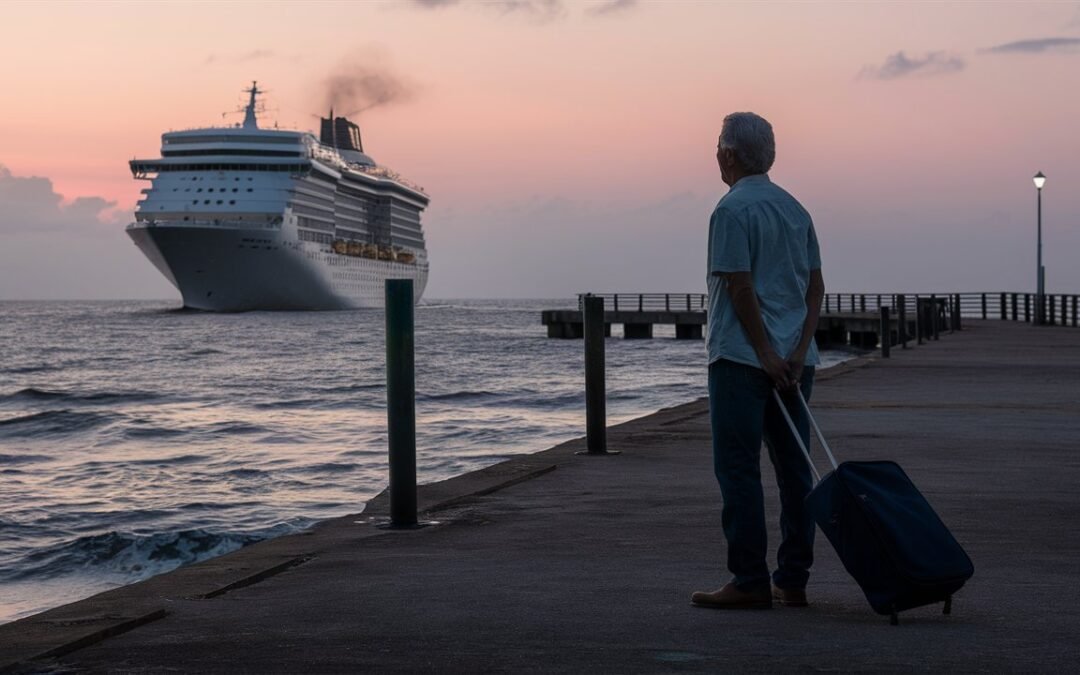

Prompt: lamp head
xmin=1033 ymin=171 xmax=1046 ymax=190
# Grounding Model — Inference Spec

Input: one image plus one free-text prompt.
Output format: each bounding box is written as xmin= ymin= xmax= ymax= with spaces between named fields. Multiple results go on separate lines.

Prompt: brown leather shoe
xmin=691 ymin=582 xmax=772 ymax=609
xmin=772 ymin=584 xmax=808 ymax=607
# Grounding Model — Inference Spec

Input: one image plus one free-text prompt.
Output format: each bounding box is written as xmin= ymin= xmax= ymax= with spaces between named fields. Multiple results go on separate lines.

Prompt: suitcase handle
xmin=772 ymin=389 xmax=839 ymax=484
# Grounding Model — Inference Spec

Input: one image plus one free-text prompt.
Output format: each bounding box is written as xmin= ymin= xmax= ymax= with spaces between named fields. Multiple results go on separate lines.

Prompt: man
xmin=691 ymin=112 xmax=825 ymax=610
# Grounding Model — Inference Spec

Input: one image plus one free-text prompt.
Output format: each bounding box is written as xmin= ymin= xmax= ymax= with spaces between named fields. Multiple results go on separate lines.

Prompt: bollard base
xmin=575 ymin=449 xmax=621 ymax=456
xmin=374 ymin=520 xmax=437 ymax=531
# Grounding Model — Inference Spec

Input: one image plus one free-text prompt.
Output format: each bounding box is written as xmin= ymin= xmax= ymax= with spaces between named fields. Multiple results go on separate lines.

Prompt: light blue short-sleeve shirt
xmin=706 ymin=174 xmax=821 ymax=368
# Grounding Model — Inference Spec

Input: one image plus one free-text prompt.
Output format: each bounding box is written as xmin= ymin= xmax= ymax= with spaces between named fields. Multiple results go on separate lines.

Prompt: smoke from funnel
xmin=321 ymin=58 xmax=415 ymax=116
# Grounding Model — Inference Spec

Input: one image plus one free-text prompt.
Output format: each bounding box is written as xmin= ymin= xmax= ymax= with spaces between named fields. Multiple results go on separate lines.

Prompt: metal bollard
xmin=385 ymin=279 xmax=417 ymax=528
xmin=581 ymin=295 xmax=615 ymax=455
xmin=880 ymin=306 xmax=891 ymax=358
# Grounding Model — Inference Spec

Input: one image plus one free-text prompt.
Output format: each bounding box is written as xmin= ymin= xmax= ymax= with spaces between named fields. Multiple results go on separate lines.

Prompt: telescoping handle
xmin=771 ymin=389 xmax=838 ymax=485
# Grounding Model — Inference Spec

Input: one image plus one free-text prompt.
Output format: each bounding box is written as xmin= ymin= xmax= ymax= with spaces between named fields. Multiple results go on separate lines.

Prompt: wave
xmin=0 ymin=410 xmax=121 ymax=438
xmin=1 ymin=364 xmax=60 ymax=375
xmin=0 ymin=387 xmax=161 ymax=406
xmin=0 ymin=528 xmax=273 ymax=583
xmin=419 ymin=390 xmax=501 ymax=403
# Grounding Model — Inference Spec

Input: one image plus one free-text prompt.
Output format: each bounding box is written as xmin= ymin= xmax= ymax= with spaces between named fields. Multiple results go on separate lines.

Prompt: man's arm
xmin=720 ymin=270 xmax=795 ymax=391
xmin=787 ymin=269 xmax=825 ymax=382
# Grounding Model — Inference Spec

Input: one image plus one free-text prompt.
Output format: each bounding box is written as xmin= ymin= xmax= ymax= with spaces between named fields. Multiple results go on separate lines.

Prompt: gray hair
xmin=719 ymin=112 xmax=776 ymax=174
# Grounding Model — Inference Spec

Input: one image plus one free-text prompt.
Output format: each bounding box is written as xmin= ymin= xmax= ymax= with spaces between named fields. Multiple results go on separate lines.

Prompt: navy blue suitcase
xmin=774 ymin=391 xmax=974 ymax=625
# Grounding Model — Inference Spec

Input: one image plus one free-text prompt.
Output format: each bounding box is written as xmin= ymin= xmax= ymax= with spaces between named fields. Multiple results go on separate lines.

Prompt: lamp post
xmin=1033 ymin=171 xmax=1046 ymax=325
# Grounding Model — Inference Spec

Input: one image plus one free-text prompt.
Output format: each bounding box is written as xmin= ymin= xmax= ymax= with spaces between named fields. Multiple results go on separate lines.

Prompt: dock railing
xmin=822 ymin=292 xmax=1079 ymax=327
xmin=577 ymin=293 xmax=708 ymax=313
xmin=577 ymin=292 xmax=1079 ymax=327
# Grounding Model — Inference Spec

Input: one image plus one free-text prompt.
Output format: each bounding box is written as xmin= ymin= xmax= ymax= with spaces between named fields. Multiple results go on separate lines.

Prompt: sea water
xmin=0 ymin=299 xmax=851 ymax=623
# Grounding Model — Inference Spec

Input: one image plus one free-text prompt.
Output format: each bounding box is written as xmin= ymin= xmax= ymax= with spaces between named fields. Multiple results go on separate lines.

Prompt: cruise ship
xmin=127 ymin=83 xmax=429 ymax=311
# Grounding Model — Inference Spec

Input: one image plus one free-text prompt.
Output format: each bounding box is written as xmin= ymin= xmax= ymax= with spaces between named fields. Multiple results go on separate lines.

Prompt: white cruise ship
xmin=127 ymin=83 xmax=429 ymax=311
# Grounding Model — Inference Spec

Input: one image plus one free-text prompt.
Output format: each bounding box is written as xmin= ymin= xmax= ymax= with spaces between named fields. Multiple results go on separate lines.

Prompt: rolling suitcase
xmin=773 ymin=390 xmax=974 ymax=625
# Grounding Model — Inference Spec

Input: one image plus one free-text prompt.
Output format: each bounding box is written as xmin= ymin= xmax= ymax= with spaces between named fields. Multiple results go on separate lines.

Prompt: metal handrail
xmin=577 ymin=292 xmax=1080 ymax=327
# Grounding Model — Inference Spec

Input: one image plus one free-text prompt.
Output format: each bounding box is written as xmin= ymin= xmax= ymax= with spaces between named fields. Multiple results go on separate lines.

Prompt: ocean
xmin=0 ymin=299 xmax=851 ymax=623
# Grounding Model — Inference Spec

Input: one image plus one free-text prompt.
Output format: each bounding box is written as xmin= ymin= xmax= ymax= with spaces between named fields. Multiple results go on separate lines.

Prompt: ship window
xmin=204 ymin=200 xmax=210 ymax=204
xmin=192 ymin=200 xmax=198 ymax=204
xmin=229 ymin=200 xmax=235 ymax=205
xmin=247 ymin=188 xmax=253 ymax=192
xmin=216 ymin=200 xmax=223 ymax=204
xmin=197 ymin=188 xmax=203 ymax=193
xmin=232 ymin=188 xmax=238 ymax=193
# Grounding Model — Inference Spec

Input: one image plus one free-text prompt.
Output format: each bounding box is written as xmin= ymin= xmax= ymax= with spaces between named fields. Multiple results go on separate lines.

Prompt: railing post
xmin=954 ymin=294 xmax=962 ymax=331
xmin=1011 ymin=293 xmax=1018 ymax=321
xmin=898 ymin=295 xmax=908 ymax=349
xmin=1073 ymin=296 xmax=1078 ymax=328
xmin=850 ymin=293 xmax=855 ymax=312
xmin=613 ymin=295 xmax=619 ymax=312
xmin=686 ymin=293 xmax=691 ymax=311
xmin=1025 ymin=294 xmax=1031 ymax=323
xmin=861 ymin=294 xmax=866 ymax=312
xmin=665 ymin=293 xmax=670 ymax=311
xmin=582 ymin=295 xmax=611 ymax=455
xmin=933 ymin=299 xmax=941 ymax=340
xmin=981 ymin=293 xmax=987 ymax=319
xmin=1050 ymin=295 xmax=1057 ymax=325
xmin=638 ymin=294 xmax=644 ymax=312
xmin=385 ymin=279 xmax=417 ymax=528
xmin=825 ymin=294 xmax=831 ymax=314
xmin=999 ymin=293 xmax=1006 ymax=321
xmin=880 ymin=306 xmax=891 ymax=358
xmin=877 ymin=294 xmax=882 ymax=309
xmin=916 ymin=296 xmax=924 ymax=344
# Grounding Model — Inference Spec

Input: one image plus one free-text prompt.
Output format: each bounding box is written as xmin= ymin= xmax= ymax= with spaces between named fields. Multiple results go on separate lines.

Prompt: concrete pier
xmin=3 ymin=320 xmax=1080 ymax=672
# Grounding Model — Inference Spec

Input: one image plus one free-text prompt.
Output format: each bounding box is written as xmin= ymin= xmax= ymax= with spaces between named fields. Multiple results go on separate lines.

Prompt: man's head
xmin=716 ymin=112 xmax=776 ymax=187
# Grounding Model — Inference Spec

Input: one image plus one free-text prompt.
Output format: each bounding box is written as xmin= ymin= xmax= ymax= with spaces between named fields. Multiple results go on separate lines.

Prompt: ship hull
xmin=128 ymin=224 xmax=427 ymax=311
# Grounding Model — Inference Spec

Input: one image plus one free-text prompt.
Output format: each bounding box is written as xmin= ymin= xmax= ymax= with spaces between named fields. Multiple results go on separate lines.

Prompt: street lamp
xmin=1033 ymin=172 xmax=1046 ymax=325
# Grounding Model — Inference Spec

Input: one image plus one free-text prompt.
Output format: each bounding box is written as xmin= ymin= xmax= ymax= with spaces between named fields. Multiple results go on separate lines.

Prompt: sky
xmin=1 ymin=0 xmax=1078 ymax=300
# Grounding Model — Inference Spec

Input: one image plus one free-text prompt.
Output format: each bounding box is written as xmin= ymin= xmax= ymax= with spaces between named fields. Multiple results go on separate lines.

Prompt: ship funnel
xmin=319 ymin=115 xmax=364 ymax=152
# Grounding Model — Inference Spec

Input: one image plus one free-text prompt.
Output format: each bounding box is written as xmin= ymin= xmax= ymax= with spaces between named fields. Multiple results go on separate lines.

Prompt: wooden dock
xmin=542 ymin=291 xmax=1080 ymax=348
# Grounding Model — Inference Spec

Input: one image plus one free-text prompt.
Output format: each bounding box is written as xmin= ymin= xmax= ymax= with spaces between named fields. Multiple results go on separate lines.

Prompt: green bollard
xmin=385 ymin=279 xmax=417 ymax=528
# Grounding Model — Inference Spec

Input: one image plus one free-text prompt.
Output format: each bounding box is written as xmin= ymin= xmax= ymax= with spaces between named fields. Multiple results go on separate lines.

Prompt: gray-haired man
xmin=691 ymin=112 xmax=825 ymax=609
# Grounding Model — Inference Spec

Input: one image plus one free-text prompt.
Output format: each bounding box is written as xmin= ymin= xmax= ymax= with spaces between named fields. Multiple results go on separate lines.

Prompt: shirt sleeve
xmin=806 ymin=220 xmax=822 ymax=271
xmin=708 ymin=206 xmax=751 ymax=274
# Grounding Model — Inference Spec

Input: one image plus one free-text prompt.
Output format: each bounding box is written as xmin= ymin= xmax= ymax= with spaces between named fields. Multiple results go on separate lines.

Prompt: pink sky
xmin=1 ymin=1 xmax=1078 ymax=298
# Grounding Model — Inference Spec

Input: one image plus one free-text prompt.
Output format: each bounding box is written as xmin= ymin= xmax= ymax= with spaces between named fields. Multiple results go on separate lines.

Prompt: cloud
xmin=983 ymin=37 xmax=1080 ymax=54
xmin=406 ymin=0 xmax=565 ymax=22
xmin=585 ymin=0 xmax=637 ymax=17
xmin=204 ymin=49 xmax=278 ymax=66
xmin=0 ymin=165 xmax=123 ymax=235
xmin=858 ymin=51 xmax=965 ymax=81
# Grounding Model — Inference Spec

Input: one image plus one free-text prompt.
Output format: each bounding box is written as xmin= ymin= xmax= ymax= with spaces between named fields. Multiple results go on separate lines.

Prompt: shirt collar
xmin=732 ymin=174 xmax=771 ymax=189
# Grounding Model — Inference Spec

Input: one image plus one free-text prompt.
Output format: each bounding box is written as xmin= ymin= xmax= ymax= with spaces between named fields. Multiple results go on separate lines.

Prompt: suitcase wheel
xmin=943 ymin=596 xmax=952 ymax=615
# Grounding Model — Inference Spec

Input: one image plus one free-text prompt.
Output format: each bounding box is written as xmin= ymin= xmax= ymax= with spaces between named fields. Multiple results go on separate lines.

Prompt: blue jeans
xmin=708 ymin=358 xmax=816 ymax=591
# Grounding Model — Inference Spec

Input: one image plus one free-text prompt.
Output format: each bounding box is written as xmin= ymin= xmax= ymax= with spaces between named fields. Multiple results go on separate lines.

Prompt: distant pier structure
xmin=543 ymin=291 xmax=1080 ymax=346
xmin=543 ymin=294 xmax=707 ymax=339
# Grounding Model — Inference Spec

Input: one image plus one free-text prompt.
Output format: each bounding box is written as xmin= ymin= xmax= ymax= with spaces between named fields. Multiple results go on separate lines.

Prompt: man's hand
xmin=760 ymin=350 xmax=796 ymax=391
xmin=787 ymin=348 xmax=807 ymax=385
